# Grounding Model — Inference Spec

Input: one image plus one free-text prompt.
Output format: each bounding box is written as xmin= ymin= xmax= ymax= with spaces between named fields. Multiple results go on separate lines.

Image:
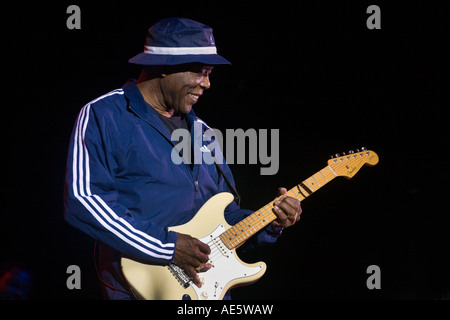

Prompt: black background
xmin=2 ymin=1 xmax=448 ymax=299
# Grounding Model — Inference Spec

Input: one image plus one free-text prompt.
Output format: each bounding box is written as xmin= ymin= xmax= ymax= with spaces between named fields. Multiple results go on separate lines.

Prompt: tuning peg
xmin=330 ymin=155 xmax=334 ymax=159
xmin=335 ymin=153 xmax=340 ymax=158
xmin=356 ymin=149 xmax=360 ymax=152
xmin=361 ymin=147 xmax=367 ymax=151
xmin=349 ymin=150 xmax=354 ymax=154
xmin=342 ymin=151 xmax=346 ymax=155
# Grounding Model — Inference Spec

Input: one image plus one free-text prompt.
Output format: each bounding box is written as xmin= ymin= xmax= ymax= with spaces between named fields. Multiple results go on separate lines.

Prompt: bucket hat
xmin=129 ymin=17 xmax=231 ymax=66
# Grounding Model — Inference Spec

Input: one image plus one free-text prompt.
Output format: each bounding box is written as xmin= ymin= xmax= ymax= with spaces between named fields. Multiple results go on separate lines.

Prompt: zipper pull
xmin=194 ymin=180 xmax=199 ymax=192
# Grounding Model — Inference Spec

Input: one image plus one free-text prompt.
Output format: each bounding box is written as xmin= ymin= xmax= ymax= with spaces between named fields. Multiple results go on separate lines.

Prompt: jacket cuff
xmin=167 ymin=230 xmax=178 ymax=263
xmin=265 ymin=224 xmax=284 ymax=237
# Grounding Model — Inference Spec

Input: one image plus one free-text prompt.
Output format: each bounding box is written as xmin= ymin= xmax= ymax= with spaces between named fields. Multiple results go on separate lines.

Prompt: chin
xmin=181 ymin=105 xmax=193 ymax=115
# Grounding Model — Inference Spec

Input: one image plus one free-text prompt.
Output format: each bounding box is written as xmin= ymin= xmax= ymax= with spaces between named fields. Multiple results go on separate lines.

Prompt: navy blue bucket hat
xmin=129 ymin=17 xmax=231 ymax=66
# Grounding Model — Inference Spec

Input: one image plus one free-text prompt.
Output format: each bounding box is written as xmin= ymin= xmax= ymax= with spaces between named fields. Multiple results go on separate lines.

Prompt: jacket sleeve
xmin=63 ymin=103 xmax=177 ymax=265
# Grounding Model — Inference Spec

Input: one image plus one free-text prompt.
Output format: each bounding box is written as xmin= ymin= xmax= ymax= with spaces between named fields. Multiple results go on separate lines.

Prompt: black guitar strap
xmin=201 ymin=124 xmax=241 ymax=206
xmin=213 ymin=158 xmax=241 ymax=206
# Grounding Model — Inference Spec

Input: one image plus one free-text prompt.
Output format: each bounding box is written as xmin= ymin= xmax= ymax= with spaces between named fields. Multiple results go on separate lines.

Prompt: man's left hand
xmin=271 ymin=187 xmax=302 ymax=229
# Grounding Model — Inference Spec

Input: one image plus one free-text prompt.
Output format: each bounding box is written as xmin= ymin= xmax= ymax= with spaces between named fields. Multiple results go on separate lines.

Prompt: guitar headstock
xmin=327 ymin=147 xmax=379 ymax=179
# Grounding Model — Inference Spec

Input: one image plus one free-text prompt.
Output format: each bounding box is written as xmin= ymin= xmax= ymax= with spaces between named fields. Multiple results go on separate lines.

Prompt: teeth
xmin=189 ymin=94 xmax=199 ymax=99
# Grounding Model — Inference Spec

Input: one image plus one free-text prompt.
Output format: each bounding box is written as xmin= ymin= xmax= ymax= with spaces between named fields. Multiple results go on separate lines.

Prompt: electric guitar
xmin=121 ymin=148 xmax=379 ymax=299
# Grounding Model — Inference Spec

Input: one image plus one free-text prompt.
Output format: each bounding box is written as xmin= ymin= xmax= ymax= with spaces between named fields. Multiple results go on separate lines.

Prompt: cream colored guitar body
xmin=121 ymin=192 xmax=266 ymax=300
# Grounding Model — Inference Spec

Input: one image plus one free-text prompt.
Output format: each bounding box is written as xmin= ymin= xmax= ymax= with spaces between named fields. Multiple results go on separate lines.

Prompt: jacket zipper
xmin=194 ymin=180 xmax=199 ymax=192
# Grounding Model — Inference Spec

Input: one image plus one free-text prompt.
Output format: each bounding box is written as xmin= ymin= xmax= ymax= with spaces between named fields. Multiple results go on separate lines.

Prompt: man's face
xmin=160 ymin=63 xmax=213 ymax=115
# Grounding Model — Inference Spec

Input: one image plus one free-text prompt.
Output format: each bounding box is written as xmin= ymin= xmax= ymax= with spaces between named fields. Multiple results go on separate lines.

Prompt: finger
xmin=192 ymin=239 xmax=210 ymax=264
xmin=278 ymin=201 xmax=298 ymax=219
xmin=270 ymin=220 xmax=282 ymax=229
xmin=287 ymin=196 xmax=302 ymax=214
xmin=197 ymin=240 xmax=211 ymax=255
xmin=196 ymin=263 xmax=213 ymax=273
xmin=181 ymin=261 xmax=204 ymax=288
xmin=189 ymin=268 xmax=202 ymax=288
xmin=277 ymin=187 xmax=288 ymax=196
xmin=274 ymin=201 xmax=299 ymax=227
xmin=180 ymin=250 xmax=208 ymax=272
xmin=195 ymin=249 xmax=210 ymax=265
xmin=272 ymin=204 xmax=288 ymax=223
xmin=280 ymin=197 xmax=302 ymax=217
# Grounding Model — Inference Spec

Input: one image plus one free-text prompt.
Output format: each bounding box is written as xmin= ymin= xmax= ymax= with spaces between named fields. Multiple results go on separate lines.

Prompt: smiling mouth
xmin=187 ymin=93 xmax=201 ymax=104
xmin=189 ymin=93 xmax=199 ymax=100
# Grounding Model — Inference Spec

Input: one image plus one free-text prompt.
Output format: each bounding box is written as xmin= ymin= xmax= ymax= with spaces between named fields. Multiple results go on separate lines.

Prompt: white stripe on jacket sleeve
xmin=71 ymin=89 xmax=175 ymax=261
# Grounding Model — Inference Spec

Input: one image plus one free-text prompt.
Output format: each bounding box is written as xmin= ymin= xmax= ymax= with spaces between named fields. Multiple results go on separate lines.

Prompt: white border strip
xmin=144 ymin=45 xmax=217 ymax=55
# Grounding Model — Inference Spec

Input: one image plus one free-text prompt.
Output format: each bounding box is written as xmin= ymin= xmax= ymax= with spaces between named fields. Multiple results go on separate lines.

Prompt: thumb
xmin=277 ymin=187 xmax=288 ymax=196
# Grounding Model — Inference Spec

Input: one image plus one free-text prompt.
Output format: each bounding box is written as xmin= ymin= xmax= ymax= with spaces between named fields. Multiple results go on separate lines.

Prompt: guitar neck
xmin=219 ymin=165 xmax=339 ymax=249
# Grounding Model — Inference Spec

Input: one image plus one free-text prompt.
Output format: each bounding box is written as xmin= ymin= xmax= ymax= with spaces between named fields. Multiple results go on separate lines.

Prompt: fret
xmin=246 ymin=214 xmax=261 ymax=232
xmin=288 ymin=189 xmax=302 ymax=201
xmin=311 ymin=175 xmax=321 ymax=187
xmin=319 ymin=169 xmax=329 ymax=182
xmin=327 ymin=165 xmax=337 ymax=177
xmin=222 ymin=229 xmax=237 ymax=247
xmin=247 ymin=214 xmax=260 ymax=232
xmin=303 ymin=180 xmax=313 ymax=191
xmin=233 ymin=223 xmax=245 ymax=242
xmin=252 ymin=214 xmax=263 ymax=230
xmin=296 ymin=185 xmax=308 ymax=199
xmin=244 ymin=216 xmax=258 ymax=234
xmin=256 ymin=209 xmax=269 ymax=224
xmin=304 ymin=177 xmax=318 ymax=191
xmin=227 ymin=229 xmax=239 ymax=247
xmin=253 ymin=210 xmax=265 ymax=226
xmin=237 ymin=221 xmax=251 ymax=238
xmin=314 ymin=171 xmax=328 ymax=186
xmin=261 ymin=205 xmax=277 ymax=222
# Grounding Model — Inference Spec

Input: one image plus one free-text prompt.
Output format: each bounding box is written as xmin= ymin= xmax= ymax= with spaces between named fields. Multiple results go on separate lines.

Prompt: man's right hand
xmin=173 ymin=233 xmax=212 ymax=288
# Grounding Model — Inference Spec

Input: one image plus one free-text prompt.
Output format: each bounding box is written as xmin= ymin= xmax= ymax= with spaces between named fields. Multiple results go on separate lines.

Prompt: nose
xmin=200 ymin=75 xmax=211 ymax=90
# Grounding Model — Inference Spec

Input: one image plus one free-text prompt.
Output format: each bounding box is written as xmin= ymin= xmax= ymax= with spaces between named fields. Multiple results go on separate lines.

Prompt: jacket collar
xmin=122 ymin=80 xmax=202 ymax=180
xmin=122 ymin=80 xmax=198 ymax=141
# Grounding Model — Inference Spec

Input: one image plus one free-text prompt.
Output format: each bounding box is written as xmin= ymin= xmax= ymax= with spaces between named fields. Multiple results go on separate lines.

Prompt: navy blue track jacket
xmin=64 ymin=80 xmax=279 ymax=268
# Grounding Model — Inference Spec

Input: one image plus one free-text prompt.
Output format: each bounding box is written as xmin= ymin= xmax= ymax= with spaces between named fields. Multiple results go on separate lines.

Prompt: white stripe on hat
xmin=144 ymin=45 xmax=217 ymax=55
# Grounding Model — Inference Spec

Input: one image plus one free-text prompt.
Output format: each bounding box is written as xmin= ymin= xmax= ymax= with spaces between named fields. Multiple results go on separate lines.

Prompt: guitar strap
xmin=200 ymin=123 xmax=241 ymax=206
xmin=213 ymin=157 xmax=241 ymax=206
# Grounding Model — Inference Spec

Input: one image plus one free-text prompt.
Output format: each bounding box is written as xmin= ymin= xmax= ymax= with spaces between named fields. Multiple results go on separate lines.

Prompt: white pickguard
xmin=189 ymin=224 xmax=265 ymax=300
